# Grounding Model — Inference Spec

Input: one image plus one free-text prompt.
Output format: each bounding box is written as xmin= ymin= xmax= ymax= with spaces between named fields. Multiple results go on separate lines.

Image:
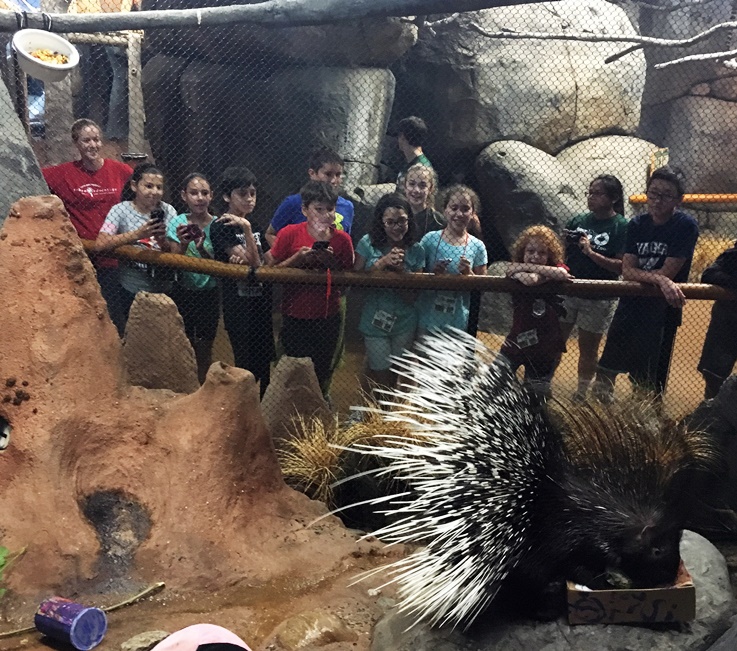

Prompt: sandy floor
xmin=327 ymin=297 xmax=716 ymax=420
xmin=210 ymin=297 xmax=717 ymax=420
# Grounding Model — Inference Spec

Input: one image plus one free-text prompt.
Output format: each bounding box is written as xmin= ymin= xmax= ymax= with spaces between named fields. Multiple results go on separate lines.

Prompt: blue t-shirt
xmin=355 ymin=235 xmax=425 ymax=337
xmin=270 ymin=193 xmax=354 ymax=235
xmin=166 ymin=214 xmax=216 ymax=291
xmin=416 ymin=230 xmax=488 ymax=332
xmin=625 ymin=210 xmax=699 ymax=283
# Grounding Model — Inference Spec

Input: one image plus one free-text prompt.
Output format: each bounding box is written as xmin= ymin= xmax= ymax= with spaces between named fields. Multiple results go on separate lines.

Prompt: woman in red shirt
xmin=43 ymin=118 xmax=133 ymax=335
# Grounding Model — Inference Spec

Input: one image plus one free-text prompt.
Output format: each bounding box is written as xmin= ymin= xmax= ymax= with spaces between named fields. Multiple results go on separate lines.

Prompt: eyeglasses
xmin=384 ymin=219 xmax=408 ymax=227
xmin=646 ymin=191 xmax=677 ymax=202
xmin=587 ymin=190 xmax=607 ymax=197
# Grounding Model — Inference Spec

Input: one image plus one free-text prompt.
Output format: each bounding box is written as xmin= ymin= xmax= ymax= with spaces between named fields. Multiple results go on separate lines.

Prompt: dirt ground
xmin=326 ymin=296 xmax=716 ymax=419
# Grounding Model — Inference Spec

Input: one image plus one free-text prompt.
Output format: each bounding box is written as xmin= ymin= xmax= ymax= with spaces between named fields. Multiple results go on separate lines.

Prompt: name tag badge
xmin=237 ymin=280 xmax=264 ymax=297
xmin=516 ymin=329 xmax=539 ymax=348
xmin=371 ymin=310 xmax=397 ymax=333
xmin=433 ymin=293 xmax=457 ymax=315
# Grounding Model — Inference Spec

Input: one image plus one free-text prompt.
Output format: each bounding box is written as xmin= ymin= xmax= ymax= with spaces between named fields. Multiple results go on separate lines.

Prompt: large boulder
xmin=0 ymin=81 xmax=47 ymax=227
xmin=369 ymin=530 xmax=735 ymax=651
xmin=142 ymin=58 xmax=394 ymax=216
xmin=662 ymin=96 xmax=737 ymax=193
xmin=393 ymin=0 xmax=645 ymax=163
xmin=475 ymin=140 xmax=579 ymax=248
xmin=641 ymin=0 xmax=736 ymax=107
xmin=556 ymin=135 xmax=659 ymax=204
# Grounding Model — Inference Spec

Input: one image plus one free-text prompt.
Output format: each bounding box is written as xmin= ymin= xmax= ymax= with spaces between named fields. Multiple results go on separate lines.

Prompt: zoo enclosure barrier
xmin=83 ymin=240 xmax=737 ymax=419
xmin=2 ymin=0 xmax=737 ymax=418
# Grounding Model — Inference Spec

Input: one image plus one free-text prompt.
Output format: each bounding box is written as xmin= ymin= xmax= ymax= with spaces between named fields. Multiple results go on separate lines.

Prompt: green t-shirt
xmin=565 ymin=212 xmax=628 ymax=281
xmin=396 ymin=153 xmax=433 ymax=189
xmin=167 ymin=214 xmax=217 ymax=291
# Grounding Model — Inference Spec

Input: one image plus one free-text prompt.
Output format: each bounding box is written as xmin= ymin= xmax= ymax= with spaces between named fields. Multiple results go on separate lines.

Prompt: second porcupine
xmin=350 ymin=329 xmax=715 ymax=628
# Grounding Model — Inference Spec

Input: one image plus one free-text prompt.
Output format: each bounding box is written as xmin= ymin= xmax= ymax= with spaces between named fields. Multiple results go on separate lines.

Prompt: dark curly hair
xmin=369 ymin=193 xmax=417 ymax=249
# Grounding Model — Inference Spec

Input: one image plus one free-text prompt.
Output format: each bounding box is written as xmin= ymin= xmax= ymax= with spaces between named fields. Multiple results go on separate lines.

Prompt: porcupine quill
xmin=345 ymin=329 xmax=715 ymax=629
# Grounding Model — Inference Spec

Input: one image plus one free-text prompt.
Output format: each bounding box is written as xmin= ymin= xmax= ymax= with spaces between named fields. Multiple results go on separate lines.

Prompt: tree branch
xmin=654 ymin=46 xmax=737 ymax=67
xmin=463 ymin=19 xmax=737 ymax=64
xmin=0 ymin=0 xmax=548 ymax=33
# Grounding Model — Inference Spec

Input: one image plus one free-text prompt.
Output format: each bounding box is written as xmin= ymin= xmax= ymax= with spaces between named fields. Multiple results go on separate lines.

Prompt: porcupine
xmin=348 ymin=329 xmax=714 ymax=629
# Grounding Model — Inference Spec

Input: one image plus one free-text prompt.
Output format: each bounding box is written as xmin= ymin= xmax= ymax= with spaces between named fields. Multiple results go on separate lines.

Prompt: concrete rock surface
xmin=123 ymin=291 xmax=200 ymax=394
xmin=556 ymin=135 xmax=659 ymax=204
xmin=369 ymin=530 xmax=735 ymax=651
xmin=395 ymin=0 xmax=645 ymax=157
xmin=0 ymin=82 xmax=47 ymax=228
xmin=121 ymin=631 xmax=170 ymax=651
xmin=475 ymin=140 xmax=579 ymax=249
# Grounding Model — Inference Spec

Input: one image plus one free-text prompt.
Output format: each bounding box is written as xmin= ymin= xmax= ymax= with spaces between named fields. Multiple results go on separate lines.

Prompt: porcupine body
xmin=351 ymin=329 xmax=713 ymax=629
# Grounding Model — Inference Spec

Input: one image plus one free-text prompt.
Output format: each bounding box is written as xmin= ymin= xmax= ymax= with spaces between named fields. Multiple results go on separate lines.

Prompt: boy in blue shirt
xmin=265 ymin=147 xmax=354 ymax=247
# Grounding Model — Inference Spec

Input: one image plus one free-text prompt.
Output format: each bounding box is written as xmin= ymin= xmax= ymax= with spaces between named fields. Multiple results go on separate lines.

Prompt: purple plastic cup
xmin=34 ymin=596 xmax=107 ymax=650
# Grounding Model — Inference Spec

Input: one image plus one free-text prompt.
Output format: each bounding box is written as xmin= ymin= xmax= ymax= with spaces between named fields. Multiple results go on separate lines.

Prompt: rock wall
xmin=392 ymin=0 xmax=646 ymax=161
xmin=143 ymin=57 xmax=395 ymax=216
xmin=0 ymin=81 xmax=47 ymax=228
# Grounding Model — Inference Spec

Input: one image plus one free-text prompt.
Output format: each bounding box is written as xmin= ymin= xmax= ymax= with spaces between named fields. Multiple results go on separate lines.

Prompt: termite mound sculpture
xmin=0 ymin=195 xmax=357 ymax=601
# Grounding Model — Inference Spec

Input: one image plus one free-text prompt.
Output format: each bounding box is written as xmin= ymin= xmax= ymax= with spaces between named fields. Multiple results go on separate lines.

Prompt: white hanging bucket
xmin=12 ymin=29 xmax=80 ymax=83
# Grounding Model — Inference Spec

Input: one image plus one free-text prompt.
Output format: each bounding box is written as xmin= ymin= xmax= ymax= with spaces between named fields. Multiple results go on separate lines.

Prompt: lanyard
xmin=434 ymin=229 xmax=469 ymax=267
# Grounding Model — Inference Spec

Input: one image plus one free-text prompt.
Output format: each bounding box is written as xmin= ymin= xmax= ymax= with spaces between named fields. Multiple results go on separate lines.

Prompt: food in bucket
xmin=30 ymin=49 xmax=69 ymax=65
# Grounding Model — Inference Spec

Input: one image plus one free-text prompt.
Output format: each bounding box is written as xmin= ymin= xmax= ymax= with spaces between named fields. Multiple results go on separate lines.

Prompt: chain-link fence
xmin=2 ymin=0 xmax=737 ymax=421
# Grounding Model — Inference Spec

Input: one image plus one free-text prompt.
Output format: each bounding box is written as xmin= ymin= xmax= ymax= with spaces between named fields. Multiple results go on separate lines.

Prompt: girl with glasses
xmin=555 ymin=175 xmax=628 ymax=401
xmin=354 ymin=193 xmax=425 ymax=393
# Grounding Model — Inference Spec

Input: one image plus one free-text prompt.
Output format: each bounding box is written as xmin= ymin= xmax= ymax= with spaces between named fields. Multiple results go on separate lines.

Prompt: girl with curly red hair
xmin=500 ymin=225 xmax=573 ymax=396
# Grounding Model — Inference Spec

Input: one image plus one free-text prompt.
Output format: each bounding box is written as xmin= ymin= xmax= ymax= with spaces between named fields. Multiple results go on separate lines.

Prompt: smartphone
xmin=186 ymin=223 xmax=203 ymax=239
xmin=439 ymin=258 xmax=452 ymax=265
xmin=121 ymin=152 xmax=148 ymax=163
xmin=150 ymin=206 xmax=165 ymax=223
xmin=312 ymin=241 xmax=330 ymax=251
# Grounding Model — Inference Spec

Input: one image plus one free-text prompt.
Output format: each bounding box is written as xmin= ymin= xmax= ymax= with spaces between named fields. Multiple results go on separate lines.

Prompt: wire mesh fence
xmin=1 ymin=0 xmax=737 ymax=420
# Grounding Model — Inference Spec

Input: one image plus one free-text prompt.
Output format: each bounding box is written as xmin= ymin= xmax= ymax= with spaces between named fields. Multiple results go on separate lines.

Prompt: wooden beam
xmin=0 ymin=0 xmax=553 ymax=33
xmin=81 ymin=240 xmax=737 ymax=301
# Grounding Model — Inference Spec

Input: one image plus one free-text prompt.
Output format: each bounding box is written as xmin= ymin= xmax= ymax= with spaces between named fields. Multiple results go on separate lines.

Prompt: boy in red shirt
xmin=267 ymin=181 xmax=354 ymax=394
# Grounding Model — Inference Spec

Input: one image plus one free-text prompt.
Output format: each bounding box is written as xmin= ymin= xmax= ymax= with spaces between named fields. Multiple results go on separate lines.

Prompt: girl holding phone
xmin=167 ymin=173 xmax=219 ymax=383
xmin=416 ymin=185 xmax=488 ymax=334
xmin=94 ymin=163 xmax=177 ymax=325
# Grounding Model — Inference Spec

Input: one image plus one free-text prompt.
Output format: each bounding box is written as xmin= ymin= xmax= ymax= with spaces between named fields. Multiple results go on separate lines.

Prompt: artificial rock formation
xmin=261 ymin=356 xmax=332 ymax=444
xmin=475 ymin=140 xmax=579 ymax=248
xmin=394 ymin=0 xmax=645 ymax=157
xmin=123 ymin=291 xmax=200 ymax=393
xmin=0 ymin=196 xmax=359 ymax=600
xmin=0 ymin=80 xmax=47 ymax=229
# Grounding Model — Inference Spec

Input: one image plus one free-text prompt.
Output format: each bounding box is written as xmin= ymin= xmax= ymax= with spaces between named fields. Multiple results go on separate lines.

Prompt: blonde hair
xmin=404 ymin=164 xmax=438 ymax=209
xmin=511 ymin=225 xmax=565 ymax=266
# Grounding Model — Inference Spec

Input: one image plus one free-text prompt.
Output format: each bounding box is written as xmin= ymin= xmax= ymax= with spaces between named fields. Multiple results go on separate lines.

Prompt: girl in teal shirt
xmin=354 ymin=194 xmax=425 ymax=393
xmin=167 ymin=172 xmax=218 ymax=384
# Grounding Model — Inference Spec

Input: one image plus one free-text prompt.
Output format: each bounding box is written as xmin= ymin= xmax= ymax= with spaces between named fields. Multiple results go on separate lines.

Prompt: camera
xmin=563 ymin=227 xmax=588 ymax=243
xmin=312 ymin=241 xmax=330 ymax=251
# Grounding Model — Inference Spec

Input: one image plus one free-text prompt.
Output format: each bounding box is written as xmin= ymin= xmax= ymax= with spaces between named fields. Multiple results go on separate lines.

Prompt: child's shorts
xmin=364 ymin=329 xmax=415 ymax=372
xmin=560 ymin=296 xmax=618 ymax=335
